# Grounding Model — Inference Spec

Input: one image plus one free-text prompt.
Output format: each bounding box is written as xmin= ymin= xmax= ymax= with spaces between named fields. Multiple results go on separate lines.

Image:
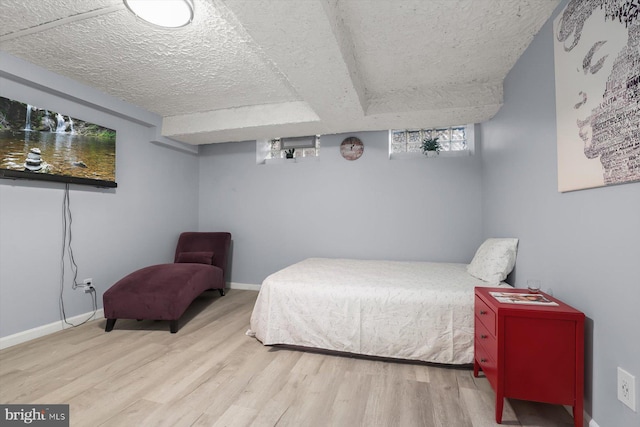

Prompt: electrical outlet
xmin=84 ymin=285 xmax=95 ymax=294
xmin=83 ymin=278 xmax=93 ymax=286
xmin=617 ymin=367 xmax=636 ymax=411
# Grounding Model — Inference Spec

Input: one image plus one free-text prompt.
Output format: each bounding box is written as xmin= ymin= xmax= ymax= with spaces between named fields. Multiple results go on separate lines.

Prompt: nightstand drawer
xmin=475 ymin=340 xmax=498 ymax=390
xmin=475 ymin=294 xmax=496 ymax=335
xmin=475 ymin=317 xmax=497 ymax=357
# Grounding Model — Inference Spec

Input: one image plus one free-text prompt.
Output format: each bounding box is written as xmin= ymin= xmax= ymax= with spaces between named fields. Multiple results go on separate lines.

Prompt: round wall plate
xmin=340 ymin=137 xmax=364 ymax=161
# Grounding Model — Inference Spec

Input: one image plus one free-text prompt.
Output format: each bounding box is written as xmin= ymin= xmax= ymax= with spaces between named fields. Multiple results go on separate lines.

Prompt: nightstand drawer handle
xmin=480 ymin=334 xmax=488 ymax=339
xmin=480 ymin=310 xmax=488 ymax=315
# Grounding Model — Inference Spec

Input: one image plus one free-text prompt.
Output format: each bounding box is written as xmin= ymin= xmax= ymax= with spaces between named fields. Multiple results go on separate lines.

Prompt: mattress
xmin=247 ymin=258 xmax=510 ymax=364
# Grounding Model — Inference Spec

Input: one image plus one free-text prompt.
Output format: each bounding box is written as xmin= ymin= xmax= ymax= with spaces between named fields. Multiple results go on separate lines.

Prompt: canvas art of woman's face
xmin=570 ymin=9 xmax=627 ymax=152
xmin=554 ymin=0 xmax=640 ymax=190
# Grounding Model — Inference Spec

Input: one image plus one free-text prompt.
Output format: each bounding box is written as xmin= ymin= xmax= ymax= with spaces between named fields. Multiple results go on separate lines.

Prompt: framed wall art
xmin=553 ymin=1 xmax=639 ymax=192
xmin=0 ymin=96 xmax=117 ymax=187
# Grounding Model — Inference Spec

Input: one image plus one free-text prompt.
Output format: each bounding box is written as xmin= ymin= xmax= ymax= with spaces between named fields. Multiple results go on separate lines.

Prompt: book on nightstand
xmin=489 ymin=291 xmax=559 ymax=306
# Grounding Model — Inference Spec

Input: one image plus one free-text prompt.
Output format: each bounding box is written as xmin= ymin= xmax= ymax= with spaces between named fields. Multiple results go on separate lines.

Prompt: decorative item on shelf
xmin=340 ymin=136 xmax=364 ymax=161
xmin=285 ymin=148 xmax=295 ymax=159
xmin=421 ymin=137 xmax=440 ymax=157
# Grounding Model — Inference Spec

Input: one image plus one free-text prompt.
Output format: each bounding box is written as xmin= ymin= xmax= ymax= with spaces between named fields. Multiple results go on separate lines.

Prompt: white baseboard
xmin=0 ymin=284 xmax=259 ymax=350
xmin=0 ymin=309 xmax=104 ymax=350
xmin=229 ymin=282 xmax=261 ymax=291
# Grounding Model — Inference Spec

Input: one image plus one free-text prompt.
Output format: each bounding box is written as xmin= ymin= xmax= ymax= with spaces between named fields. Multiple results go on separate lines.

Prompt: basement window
xmin=262 ymin=135 xmax=320 ymax=164
xmin=389 ymin=125 xmax=474 ymax=158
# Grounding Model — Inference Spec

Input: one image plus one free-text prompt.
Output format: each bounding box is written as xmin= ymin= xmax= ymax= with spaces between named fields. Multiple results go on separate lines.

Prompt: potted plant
xmin=421 ymin=137 xmax=440 ymax=157
xmin=285 ymin=148 xmax=295 ymax=159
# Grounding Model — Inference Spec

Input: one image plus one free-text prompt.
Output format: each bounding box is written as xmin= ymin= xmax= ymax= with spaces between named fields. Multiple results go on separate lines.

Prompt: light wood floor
xmin=0 ymin=290 xmax=574 ymax=427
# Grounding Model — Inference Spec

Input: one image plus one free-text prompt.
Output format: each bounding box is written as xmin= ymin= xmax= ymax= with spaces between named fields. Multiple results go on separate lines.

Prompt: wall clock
xmin=340 ymin=137 xmax=364 ymax=161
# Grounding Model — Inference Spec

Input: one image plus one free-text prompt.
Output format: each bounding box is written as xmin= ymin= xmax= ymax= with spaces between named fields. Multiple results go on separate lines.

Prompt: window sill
xmin=264 ymin=156 xmax=319 ymax=165
xmin=389 ymin=150 xmax=471 ymax=160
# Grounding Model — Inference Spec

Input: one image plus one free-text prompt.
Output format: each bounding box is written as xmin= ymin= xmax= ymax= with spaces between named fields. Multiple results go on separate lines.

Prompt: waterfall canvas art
xmin=0 ymin=96 xmax=117 ymax=187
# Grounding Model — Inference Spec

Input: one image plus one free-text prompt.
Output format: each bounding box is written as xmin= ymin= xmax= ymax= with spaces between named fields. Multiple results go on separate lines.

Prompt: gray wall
xmin=480 ymin=3 xmax=640 ymax=426
xmin=0 ymin=56 xmax=199 ymax=338
xmin=198 ymin=131 xmax=484 ymax=285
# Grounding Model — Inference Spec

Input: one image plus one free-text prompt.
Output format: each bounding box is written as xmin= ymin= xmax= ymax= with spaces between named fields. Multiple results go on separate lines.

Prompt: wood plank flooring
xmin=0 ymin=290 xmax=575 ymax=426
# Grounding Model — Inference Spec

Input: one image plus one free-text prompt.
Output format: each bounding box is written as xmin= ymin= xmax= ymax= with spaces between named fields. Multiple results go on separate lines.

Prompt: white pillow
xmin=467 ymin=238 xmax=519 ymax=284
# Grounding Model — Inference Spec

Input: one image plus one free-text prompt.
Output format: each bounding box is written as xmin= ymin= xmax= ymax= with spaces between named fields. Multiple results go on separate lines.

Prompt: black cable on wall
xmin=59 ymin=183 xmax=97 ymax=327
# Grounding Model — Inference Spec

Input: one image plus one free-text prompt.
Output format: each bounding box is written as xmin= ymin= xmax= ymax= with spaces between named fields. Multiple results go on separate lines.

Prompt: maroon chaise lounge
xmin=103 ymin=232 xmax=231 ymax=333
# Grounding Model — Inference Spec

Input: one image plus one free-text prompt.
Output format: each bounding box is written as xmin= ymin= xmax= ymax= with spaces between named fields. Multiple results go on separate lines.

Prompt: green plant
xmin=285 ymin=148 xmax=295 ymax=158
xmin=421 ymin=137 xmax=440 ymax=154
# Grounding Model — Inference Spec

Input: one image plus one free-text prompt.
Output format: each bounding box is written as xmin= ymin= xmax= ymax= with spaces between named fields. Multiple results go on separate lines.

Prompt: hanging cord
xmin=59 ymin=183 xmax=97 ymax=327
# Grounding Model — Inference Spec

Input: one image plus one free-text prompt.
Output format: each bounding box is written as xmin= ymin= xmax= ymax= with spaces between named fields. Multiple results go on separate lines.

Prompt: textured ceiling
xmin=0 ymin=0 xmax=560 ymax=145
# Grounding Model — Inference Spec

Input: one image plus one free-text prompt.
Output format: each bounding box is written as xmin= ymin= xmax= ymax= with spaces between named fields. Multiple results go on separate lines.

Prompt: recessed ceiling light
xmin=124 ymin=0 xmax=194 ymax=28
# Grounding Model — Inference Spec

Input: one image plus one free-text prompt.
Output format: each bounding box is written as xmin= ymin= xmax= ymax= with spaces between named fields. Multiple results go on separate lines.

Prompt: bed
xmin=247 ymin=238 xmax=518 ymax=365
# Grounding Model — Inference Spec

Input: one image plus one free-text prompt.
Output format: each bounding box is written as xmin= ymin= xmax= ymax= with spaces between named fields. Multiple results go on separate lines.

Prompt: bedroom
xmin=1 ymin=1 xmax=638 ymax=426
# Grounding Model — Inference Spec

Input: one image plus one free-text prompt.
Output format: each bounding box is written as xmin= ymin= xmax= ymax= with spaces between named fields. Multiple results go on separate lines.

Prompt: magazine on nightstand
xmin=489 ymin=291 xmax=559 ymax=306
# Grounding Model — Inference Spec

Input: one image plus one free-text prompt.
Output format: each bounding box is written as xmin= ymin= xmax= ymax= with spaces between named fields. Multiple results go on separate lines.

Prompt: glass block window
xmin=267 ymin=135 xmax=320 ymax=159
xmin=390 ymin=125 xmax=469 ymax=154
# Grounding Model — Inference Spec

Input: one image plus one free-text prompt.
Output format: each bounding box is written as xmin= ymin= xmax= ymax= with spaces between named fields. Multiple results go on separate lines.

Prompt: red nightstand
xmin=473 ymin=287 xmax=585 ymax=427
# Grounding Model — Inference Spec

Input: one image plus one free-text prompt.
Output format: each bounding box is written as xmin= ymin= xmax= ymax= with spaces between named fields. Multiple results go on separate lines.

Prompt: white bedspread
xmin=248 ymin=258 xmax=509 ymax=364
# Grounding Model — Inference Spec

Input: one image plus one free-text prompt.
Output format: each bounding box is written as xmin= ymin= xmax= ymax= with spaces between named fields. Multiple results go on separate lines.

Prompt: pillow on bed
xmin=176 ymin=251 xmax=214 ymax=265
xmin=467 ymin=238 xmax=518 ymax=284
